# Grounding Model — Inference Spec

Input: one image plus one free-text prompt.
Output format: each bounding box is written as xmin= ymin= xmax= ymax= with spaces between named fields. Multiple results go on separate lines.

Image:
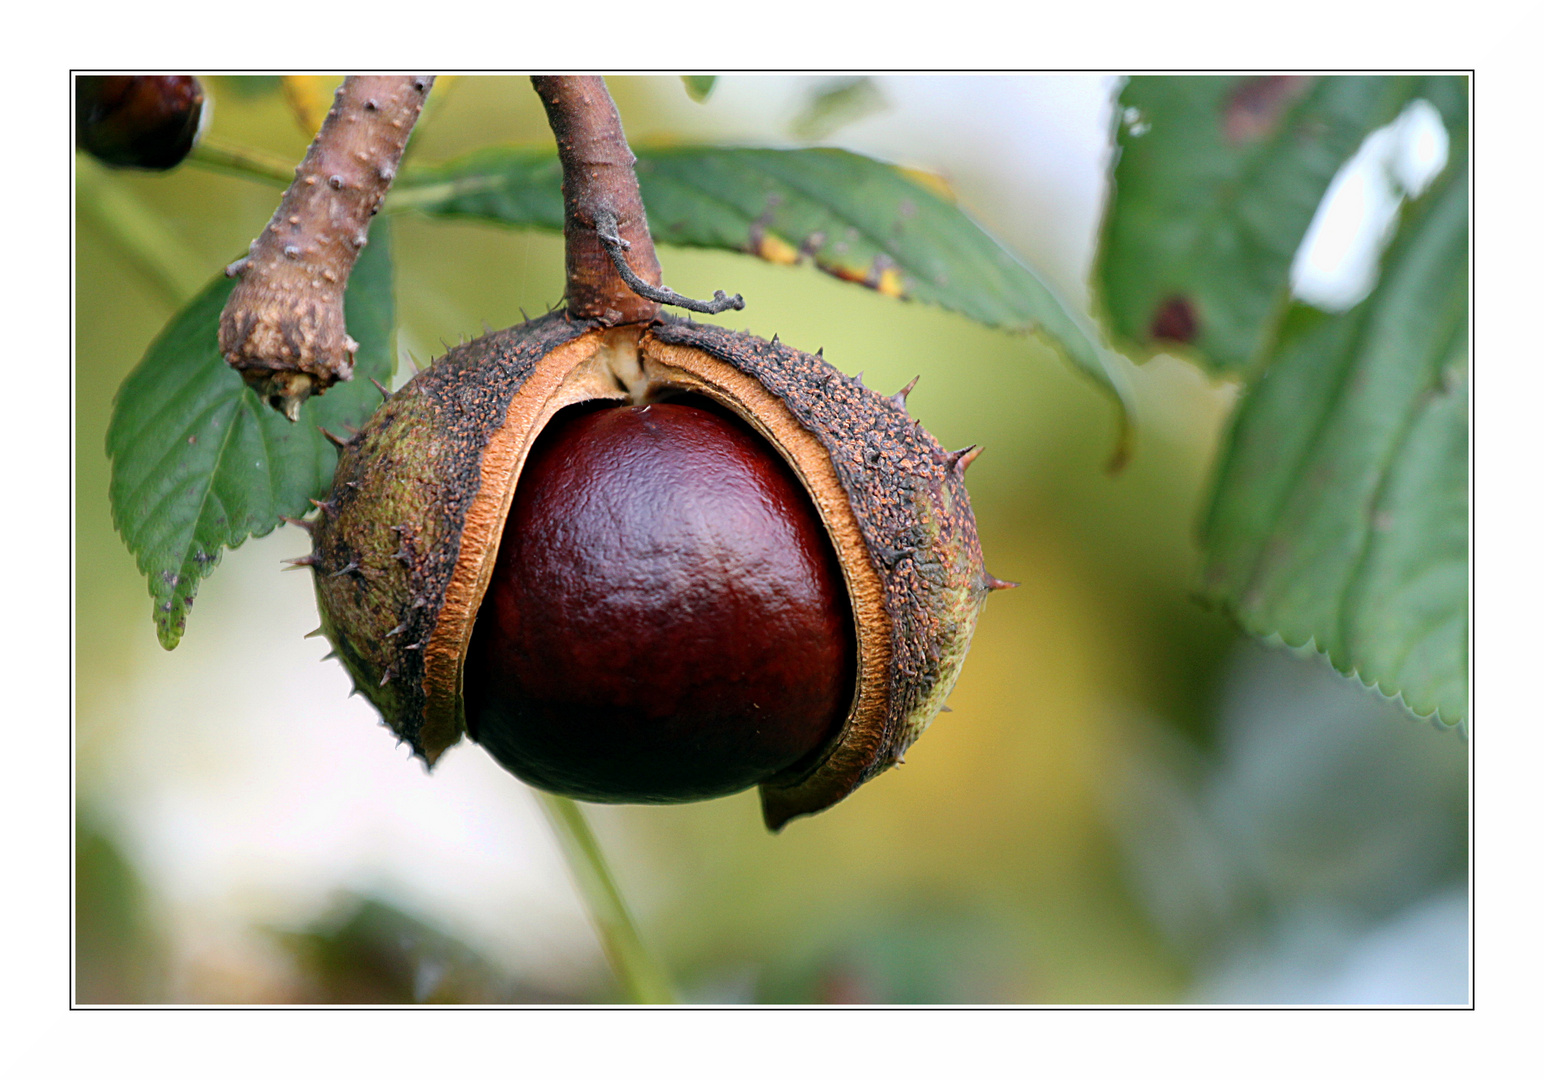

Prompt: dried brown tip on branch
xmin=219 ymin=75 xmax=434 ymax=420
xmin=594 ymin=210 xmax=744 ymax=314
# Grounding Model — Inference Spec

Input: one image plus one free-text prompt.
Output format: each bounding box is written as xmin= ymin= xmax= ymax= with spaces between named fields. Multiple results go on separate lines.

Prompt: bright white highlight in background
xmin=1292 ymin=99 xmax=1451 ymax=310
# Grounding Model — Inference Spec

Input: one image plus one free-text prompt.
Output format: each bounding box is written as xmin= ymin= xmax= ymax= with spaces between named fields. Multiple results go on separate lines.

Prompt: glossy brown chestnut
xmin=76 ymin=75 xmax=205 ymax=170
xmin=464 ymin=399 xmax=854 ymax=802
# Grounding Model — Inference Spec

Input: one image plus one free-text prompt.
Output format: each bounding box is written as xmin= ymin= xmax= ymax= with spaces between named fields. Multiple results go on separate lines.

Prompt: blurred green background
xmin=74 ymin=75 xmax=1468 ymax=1004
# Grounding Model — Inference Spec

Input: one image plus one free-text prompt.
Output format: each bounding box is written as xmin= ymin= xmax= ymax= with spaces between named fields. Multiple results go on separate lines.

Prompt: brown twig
xmin=532 ymin=76 xmax=742 ymax=324
xmin=219 ymin=76 xmax=433 ymax=421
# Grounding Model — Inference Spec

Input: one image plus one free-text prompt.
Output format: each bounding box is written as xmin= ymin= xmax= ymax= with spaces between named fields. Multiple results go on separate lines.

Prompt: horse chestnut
xmin=465 ymin=400 xmax=854 ymax=802
xmin=307 ymin=317 xmax=1000 ymax=828
xmin=76 ymin=75 xmax=205 ymax=170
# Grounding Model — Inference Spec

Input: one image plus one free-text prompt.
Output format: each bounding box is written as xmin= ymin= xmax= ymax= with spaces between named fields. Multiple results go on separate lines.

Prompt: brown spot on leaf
xmin=754 ymin=232 xmax=801 ymax=265
xmin=1223 ymin=76 xmax=1311 ymax=144
xmin=816 ymin=256 xmax=907 ymax=299
xmin=1150 ymin=295 xmax=1200 ymax=345
xmin=745 ymin=197 xmax=788 ymax=262
xmin=820 ymin=262 xmax=869 ymax=286
xmin=867 ymin=253 xmax=894 ymax=289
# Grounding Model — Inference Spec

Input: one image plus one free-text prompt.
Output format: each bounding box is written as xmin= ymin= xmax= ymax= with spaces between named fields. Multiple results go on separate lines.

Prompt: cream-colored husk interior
xmin=423 ymin=327 xmax=892 ymax=799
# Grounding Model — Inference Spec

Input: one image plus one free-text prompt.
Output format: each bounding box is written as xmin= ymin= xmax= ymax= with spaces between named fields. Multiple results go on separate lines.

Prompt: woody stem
xmin=218 ymin=75 xmax=433 ymax=421
xmin=531 ymin=76 xmax=741 ymax=323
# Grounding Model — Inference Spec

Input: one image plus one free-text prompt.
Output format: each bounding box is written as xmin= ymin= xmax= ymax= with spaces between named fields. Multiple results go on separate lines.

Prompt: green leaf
xmin=395 ymin=146 xmax=564 ymax=230
xmin=397 ymin=144 xmax=1132 ymax=456
xmin=106 ymin=219 xmax=397 ymax=649
xmin=789 ymin=77 xmax=888 ymax=141
xmin=1096 ymin=74 xmax=1466 ymax=374
xmin=1199 ymin=159 xmax=1468 ymax=727
xmin=681 ymin=75 xmax=717 ymax=103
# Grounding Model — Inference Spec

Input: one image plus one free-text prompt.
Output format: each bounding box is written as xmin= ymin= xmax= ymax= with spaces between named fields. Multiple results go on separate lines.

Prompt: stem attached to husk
xmin=218 ymin=76 xmax=433 ymax=421
xmin=532 ymin=75 xmax=742 ymax=322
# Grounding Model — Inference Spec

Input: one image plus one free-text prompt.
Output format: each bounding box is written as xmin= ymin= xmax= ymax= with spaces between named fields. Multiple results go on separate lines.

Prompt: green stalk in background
xmin=75 ymin=157 xmax=207 ymax=306
xmin=535 ymin=792 xmax=677 ymax=1004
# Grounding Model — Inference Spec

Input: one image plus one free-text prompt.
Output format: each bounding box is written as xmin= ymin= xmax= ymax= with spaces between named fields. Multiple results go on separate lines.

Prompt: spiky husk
xmin=309 ymin=311 xmax=991 ymax=829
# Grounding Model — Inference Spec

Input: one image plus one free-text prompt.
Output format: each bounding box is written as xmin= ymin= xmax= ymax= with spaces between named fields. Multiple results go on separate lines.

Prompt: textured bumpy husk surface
xmin=309 ymin=313 xmax=596 ymax=758
xmin=310 ymin=311 xmax=989 ymax=829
